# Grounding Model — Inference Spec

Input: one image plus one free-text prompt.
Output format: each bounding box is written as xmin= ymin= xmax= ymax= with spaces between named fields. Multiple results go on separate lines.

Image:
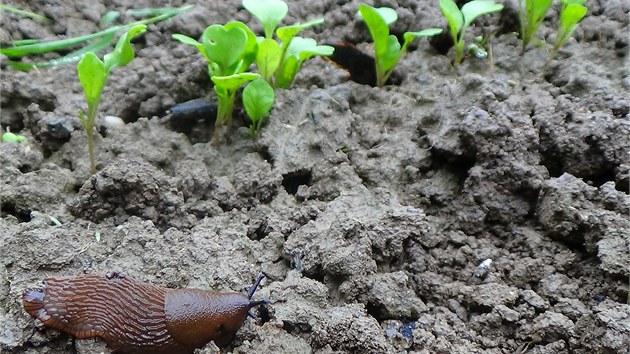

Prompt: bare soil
xmin=1 ymin=0 xmax=629 ymax=353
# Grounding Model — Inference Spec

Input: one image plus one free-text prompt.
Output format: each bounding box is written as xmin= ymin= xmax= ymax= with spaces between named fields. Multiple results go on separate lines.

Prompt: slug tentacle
xmin=22 ymin=273 xmax=267 ymax=354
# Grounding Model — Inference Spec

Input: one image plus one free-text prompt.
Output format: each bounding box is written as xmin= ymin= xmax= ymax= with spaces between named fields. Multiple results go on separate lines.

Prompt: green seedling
xmin=1 ymin=131 xmax=27 ymax=143
xmin=547 ymin=0 xmax=587 ymax=64
xmin=0 ymin=6 xmax=191 ymax=71
xmin=77 ymin=24 xmax=146 ymax=174
xmin=243 ymin=0 xmax=334 ymax=88
xmin=243 ymin=78 xmax=275 ymax=136
xmin=438 ymin=0 xmax=503 ymax=66
xmin=358 ymin=4 xmax=442 ymax=87
xmin=174 ymin=22 xmax=261 ymax=142
xmin=518 ymin=0 xmax=553 ymax=52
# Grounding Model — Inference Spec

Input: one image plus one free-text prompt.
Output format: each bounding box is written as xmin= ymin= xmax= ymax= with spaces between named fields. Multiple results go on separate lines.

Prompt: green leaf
xmin=256 ymin=38 xmax=282 ymax=80
xmin=276 ymin=55 xmax=299 ymax=88
xmin=358 ymin=4 xmax=401 ymax=73
xmin=211 ymin=72 xmax=261 ymax=93
xmin=286 ymin=37 xmax=334 ymax=60
xmin=439 ymin=0 xmax=464 ymax=41
xmin=378 ymin=35 xmax=402 ymax=73
xmin=559 ymin=3 xmax=587 ymax=35
xmin=243 ymin=0 xmax=288 ymax=39
xmin=374 ymin=7 xmax=398 ymax=25
xmin=358 ymin=4 xmax=390 ymax=45
xmin=520 ymin=0 xmax=553 ymax=48
xmin=461 ymin=0 xmax=503 ymax=27
xmin=528 ymin=0 xmax=553 ymax=24
xmin=243 ymin=78 xmax=275 ymax=121
xmin=77 ymin=52 xmax=107 ymax=106
xmin=103 ymin=24 xmax=147 ymax=71
xmin=172 ymin=34 xmax=203 ymax=47
xmin=276 ymin=18 xmax=325 ymax=44
xmin=224 ymin=21 xmax=259 ymax=73
xmin=402 ymin=28 xmax=443 ymax=52
xmin=201 ymin=24 xmax=248 ymax=75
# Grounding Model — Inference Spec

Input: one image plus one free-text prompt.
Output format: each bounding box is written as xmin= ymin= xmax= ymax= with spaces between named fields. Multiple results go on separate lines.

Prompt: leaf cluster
xmin=173 ymin=22 xmax=264 ymax=138
xmin=243 ymin=0 xmax=334 ymax=88
xmin=358 ymin=4 xmax=442 ymax=87
xmin=438 ymin=0 xmax=503 ymax=65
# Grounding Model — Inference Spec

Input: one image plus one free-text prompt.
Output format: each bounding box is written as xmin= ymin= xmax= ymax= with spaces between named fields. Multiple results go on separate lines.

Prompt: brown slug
xmin=22 ymin=272 xmax=266 ymax=354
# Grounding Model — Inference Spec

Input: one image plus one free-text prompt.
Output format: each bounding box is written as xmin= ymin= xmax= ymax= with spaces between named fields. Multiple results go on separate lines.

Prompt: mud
xmin=1 ymin=0 xmax=629 ymax=353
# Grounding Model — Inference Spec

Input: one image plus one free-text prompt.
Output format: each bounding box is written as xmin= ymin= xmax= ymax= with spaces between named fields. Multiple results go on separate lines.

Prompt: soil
xmin=1 ymin=0 xmax=629 ymax=353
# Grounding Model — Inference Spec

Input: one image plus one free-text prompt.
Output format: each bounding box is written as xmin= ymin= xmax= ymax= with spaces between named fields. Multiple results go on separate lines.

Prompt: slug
xmin=22 ymin=272 xmax=266 ymax=354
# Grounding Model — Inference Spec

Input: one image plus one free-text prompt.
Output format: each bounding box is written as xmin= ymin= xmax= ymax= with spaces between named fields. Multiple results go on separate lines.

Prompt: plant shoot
xmin=438 ymin=0 xmax=503 ymax=66
xmin=548 ymin=0 xmax=587 ymax=64
xmin=77 ymin=24 xmax=146 ymax=174
xmin=173 ymin=22 xmax=260 ymax=142
xmin=358 ymin=4 xmax=442 ymax=86
xmin=243 ymin=78 xmax=275 ymax=136
xmin=518 ymin=0 xmax=553 ymax=52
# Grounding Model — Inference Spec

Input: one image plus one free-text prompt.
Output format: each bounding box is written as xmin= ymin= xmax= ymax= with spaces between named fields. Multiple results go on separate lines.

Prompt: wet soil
xmin=1 ymin=0 xmax=629 ymax=353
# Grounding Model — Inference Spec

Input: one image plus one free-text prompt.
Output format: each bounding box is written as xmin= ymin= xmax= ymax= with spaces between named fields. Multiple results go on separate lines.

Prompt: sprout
xmin=438 ymin=0 xmax=503 ymax=66
xmin=77 ymin=24 xmax=146 ymax=173
xmin=358 ymin=4 xmax=442 ymax=87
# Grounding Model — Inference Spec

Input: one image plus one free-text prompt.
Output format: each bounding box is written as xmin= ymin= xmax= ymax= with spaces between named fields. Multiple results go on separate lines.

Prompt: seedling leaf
xmin=243 ymin=78 xmax=275 ymax=135
xmin=439 ymin=0 xmax=502 ymax=65
xmin=358 ymin=4 xmax=390 ymax=45
xmin=374 ymin=7 xmax=398 ymax=25
xmin=201 ymin=25 xmax=249 ymax=75
xmin=78 ymin=52 xmax=107 ymax=106
xmin=559 ymin=3 xmax=587 ymax=36
xmin=461 ymin=0 xmax=504 ymax=27
xmin=256 ymin=38 xmax=282 ymax=81
xmin=103 ymin=24 xmax=146 ymax=71
xmin=287 ymin=37 xmax=334 ymax=60
xmin=172 ymin=34 xmax=203 ymax=47
xmin=211 ymin=73 xmax=261 ymax=93
xmin=402 ymin=28 xmax=443 ymax=51
xmin=276 ymin=18 xmax=325 ymax=44
xmin=519 ymin=0 xmax=553 ymax=50
xmin=224 ymin=21 xmax=259 ymax=73
xmin=243 ymin=0 xmax=288 ymax=39
xmin=439 ymin=0 xmax=464 ymax=40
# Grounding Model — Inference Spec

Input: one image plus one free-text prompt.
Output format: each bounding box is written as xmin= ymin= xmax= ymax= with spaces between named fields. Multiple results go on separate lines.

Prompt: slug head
xmin=164 ymin=289 xmax=264 ymax=348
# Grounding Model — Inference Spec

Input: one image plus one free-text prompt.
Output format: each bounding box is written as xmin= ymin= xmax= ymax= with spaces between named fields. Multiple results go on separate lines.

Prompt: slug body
xmin=22 ymin=272 xmax=265 ymax=354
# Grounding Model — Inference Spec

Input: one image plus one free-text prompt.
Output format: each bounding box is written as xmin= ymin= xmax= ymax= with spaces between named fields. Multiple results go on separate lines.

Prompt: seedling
xmin=243 ymin=78 xmax=275 ymax=136
xmin=243 ymin=0 xmax=334 ymax=88
xmin=358 ymin=4 xmax=442 ymax=87
xmin=77 ymin=24 xmax=146 ymax=174
xmin=547 ymin=0 xmax=587 ymax=64
xmin=173 ymin=22 xmax=261 ymax=142
xmin=1 ymin=130 xmax=27 ymax=143
xmin=518 ymin=0 xmax=553 ymax=52
xmin=438 ymin=0 xmax=503 ymax=66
